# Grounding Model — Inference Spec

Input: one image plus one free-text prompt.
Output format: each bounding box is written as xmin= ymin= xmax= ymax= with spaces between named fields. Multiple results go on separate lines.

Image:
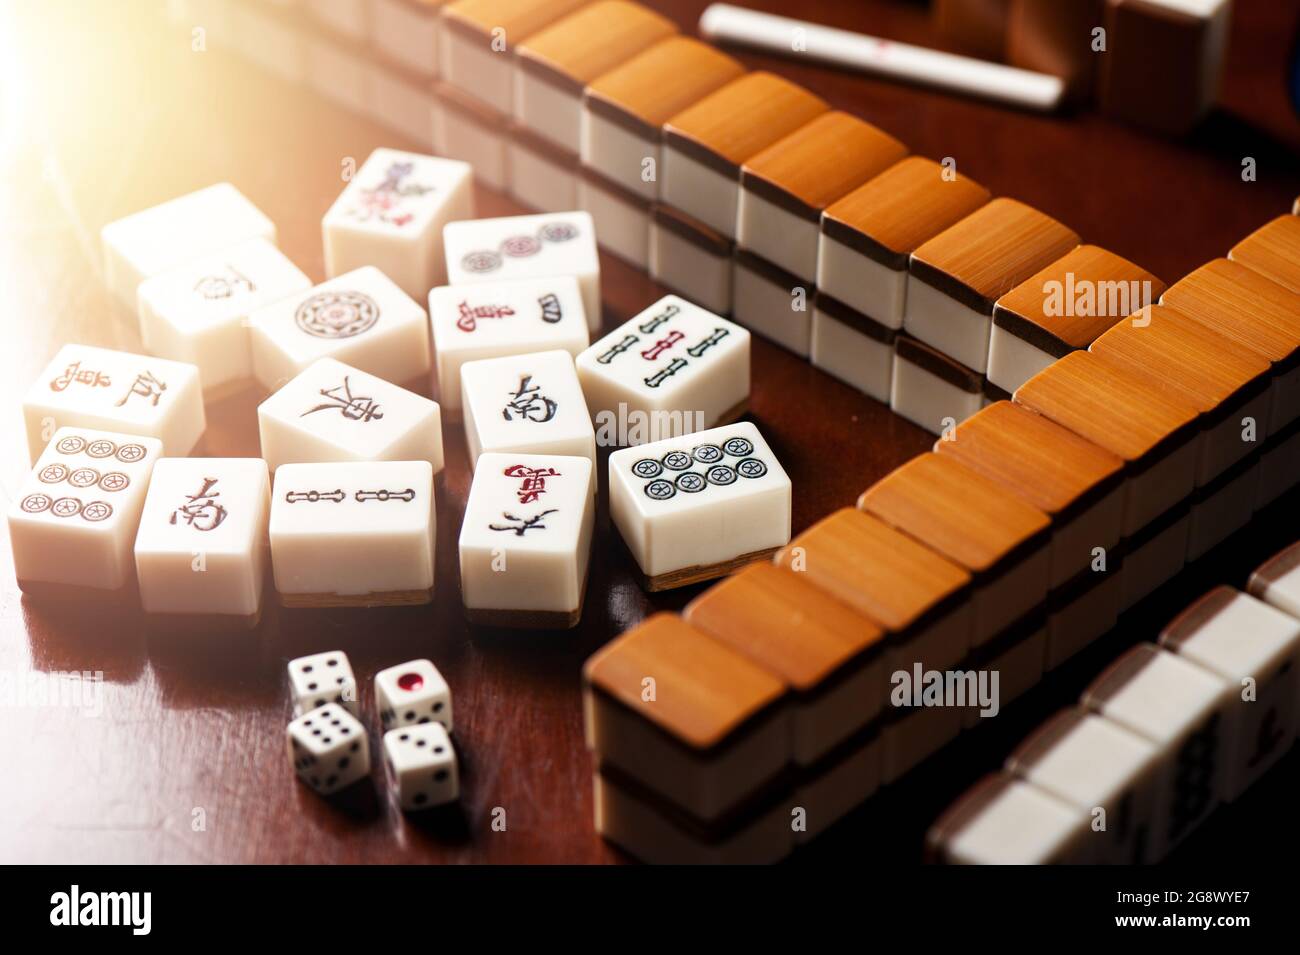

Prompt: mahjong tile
xmin=576 ymin=295 xmax=750 ymax=444
xmin=608 ymin=421 xmax=790 ymax=589
xmin=927 ymin=772 xmax=1095 ymax=864
xmin=23 ymin=344 xmax=206 ymax=463
xmin=257 ymin=358 xmax=443 ymax=473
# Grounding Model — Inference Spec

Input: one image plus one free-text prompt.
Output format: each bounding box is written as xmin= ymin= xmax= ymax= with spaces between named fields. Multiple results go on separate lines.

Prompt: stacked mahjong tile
xmin=929 ymin=539 xmax=1300 ymax=864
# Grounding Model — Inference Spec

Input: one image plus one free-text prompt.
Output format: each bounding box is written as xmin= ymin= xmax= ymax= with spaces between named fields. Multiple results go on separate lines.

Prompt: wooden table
xmin=1 ymin=0 xmax=1297 ymax=864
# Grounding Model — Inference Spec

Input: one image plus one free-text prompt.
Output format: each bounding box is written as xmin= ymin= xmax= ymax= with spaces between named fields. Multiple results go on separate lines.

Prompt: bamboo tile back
xmin=444 ymin=0 xmax=590 ymax=41
xmin=1161 ymin=259 xmax=1300 ymax=364
xmin=1230 ymin=215 xmax=1300 ymax=296
xmin=516 ymin=2 xmax=678 ymax=88
xmin=584 ymin=36 xmax=745 ymax=130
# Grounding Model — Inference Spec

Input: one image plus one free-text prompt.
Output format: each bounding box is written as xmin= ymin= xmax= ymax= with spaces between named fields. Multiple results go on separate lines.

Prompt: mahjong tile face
xmin=7 ymin=428 xmax=163 ymax=594
xmin=247 ymin=266 xmax=431 ymax=392
xmin=442 ymin=212 xmax=601 ymax=328
xmin=607 ymin=421 xmax=791 ymax=585
xmin=576 ymin=295 xmax=750 ymax=442
xmin=257 ymin=357 xmax=444 ymax=473
xmin=459 ymin=349 xmax=595 ymax=469
xmin=429 ymin=276 xmax=590 ymax=412
xmin=22 ymin=343 xmax=205 ymax=463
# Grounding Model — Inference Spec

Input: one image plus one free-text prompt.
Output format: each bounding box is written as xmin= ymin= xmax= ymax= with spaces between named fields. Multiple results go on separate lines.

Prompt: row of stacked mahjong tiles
xmin=928 ymin=544 xmax=1300 ymax=864
xmin=183 ymin=0 xmax=1300 ymax=438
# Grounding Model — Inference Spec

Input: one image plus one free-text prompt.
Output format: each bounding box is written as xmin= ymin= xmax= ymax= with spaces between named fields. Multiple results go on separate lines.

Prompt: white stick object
xmin=698 ymin=4 xmax=1065 ymax=112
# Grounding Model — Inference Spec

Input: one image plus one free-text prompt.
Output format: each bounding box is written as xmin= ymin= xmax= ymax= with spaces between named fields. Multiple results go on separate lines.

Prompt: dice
xmin=576 ymin=295 xmax=750 ymax=444
xmin=257 ymin=357 xmax=444 ymax=473
xmin=322 ymin=148 xmax=474 ymax=301
xmin=248 ymin=266 xmax=432 ymax=393
xmin=460 ymin=349 xmax=596 ymax=470
xmin=375 ymin=658 xmax=452 ymax=732
xmin=136 ymin=237 xmax=312 ymax=399
xmin=286 ymin=702 xmax=371 ymax=796
xmin=7 ymin=428 xmax=162 ymax=599
xmin=288 ymin=650 xmax=360 ymax=718
xmin=23 ymin=344 xmax=206 ymax=463
xmin=382 ymin=722 xmax=459 ymax=810
xmin=133 ymin=457 xmax=271 ymax=628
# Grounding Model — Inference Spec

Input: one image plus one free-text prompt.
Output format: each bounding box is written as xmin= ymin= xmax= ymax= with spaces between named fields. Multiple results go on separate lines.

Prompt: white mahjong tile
xmin=443 ymin=212 xmax=601 ymax=329
xmin=269 ymin=461 xmax=436 ymax=604
xmin=7 ymin=428 xmax=162 ymax=595
xmin=372 ymin=0 xmax=442 ymax=78
xmin=607 ymin=421 xmax=791 ymax=583
xmin=323 ymin=148 xmax=473 ymax=301
xmin=257 ymin=358 xmax=444 ymax=473
xmin=133 ymin=457 xmax=271 ymax=620
xmin=458 ymin=452 xmax=595 ymax=625
xmin=23 ymin=344 xmax=206 ymax=463
xmin=576 ymin=295 xmax=750 ymax=443
xmin=429 ymin=276 xmax=590 ymax=412
xmin=137 ymin=237 xmax=312 ymax=397
xmin=1249 ymin=542 xmax=1300 ymax=620
xmin=247 ymin=266 xmax=432 ymax=392
xmin=459 ymin=349 xmax=595 ymax=469
xmin=100 ymin=183 xmax=275 ymax=309
xmin=929 ymin=773 xmax=1095 ymax=864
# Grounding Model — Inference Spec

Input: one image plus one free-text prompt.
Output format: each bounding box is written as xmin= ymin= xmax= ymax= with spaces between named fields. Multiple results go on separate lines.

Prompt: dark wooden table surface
xmin=1 ymin=0 xmax=1297 ymax=864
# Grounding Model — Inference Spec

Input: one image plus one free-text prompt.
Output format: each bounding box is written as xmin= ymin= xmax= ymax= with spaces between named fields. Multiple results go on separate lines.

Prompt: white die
xmin=137 ymin=237 xmax=312 ymax=397
xmin=429 ymin=276 xmax=590 ymax=412
xmin=460 ymin=349 xmax=595 ymax=470
xmin=443 ymin=212 xmax=601 ymax=330
xmin=133 ymin=458 xmax=271 ymax=622
xmin=288 ymin=650 xmax=360 ymax=718
xmin=269 ymin=461 xmax=435 ymax=606
xmin=608 ymin=421 xmax=791 ymax=586
xmin=248 ymin=266 xmax=432 ymax=392
xmin=101 ymin=182 xmax=275 ymax=309
xmin=286 ymin=702 xmax=371 ymax=796
xmin=323 ymin=148 xmax=474 ymax=301
xmin=23 ymin=344 xmax=206 ymax=463
xmin=375 ymin=658 xmax=452 ymax=731
xmin=458 ymin=453 xmax=595 ymax=626
xmin=383 ymin=722 xmax=459 ymax=810
xmin=7 ymin=428 xmax=162 ymax=595
xmin=576 ymin=295 xmax=750 ymax=443
xmin=257 ymin=358 xmax=444 ymax=473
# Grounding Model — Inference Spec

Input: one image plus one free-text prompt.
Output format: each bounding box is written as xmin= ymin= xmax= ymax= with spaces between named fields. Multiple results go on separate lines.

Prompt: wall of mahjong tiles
xmin=0 ymin=0 xmax=1297 ymax=863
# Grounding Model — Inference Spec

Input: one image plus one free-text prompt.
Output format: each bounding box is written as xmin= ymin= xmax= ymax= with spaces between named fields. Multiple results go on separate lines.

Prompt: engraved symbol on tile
xmin=1169 ymin=715 xmax=1218 ymax=840
xmin=346 ymin=161 xmax=434 ymax=227
xmin=502 ymin=374 xmax=557 ymax=423
xmin=502 ymin=235 xmax=541 ymax=258
xmin=723 ymin=437 xmax=754 ymax=457
xmin=503 ymin=464 xmax=561 ymax=504
xmin=456 ymin=300 xmax=515 ymax=332
xmin=641 ymin=331 xmax=684 ymax=361
xmin=170 ymin=477 xmax=227 ymax=532
xmin=82 ymin=501 xmax=112 ymax=522
xmin=86 ymin=439 xmax=117 ymax=459
xmin=538 ymin=222 xmax=578 ymax=243
xmin=597 ymin=335 xmax=638 ymax=365
xmin=644 ymin=358 xmax=687 ymax=389
xmin=68 ymin=467 xmax=100 ymax=488
xmin=98 ymin=472 xmax=129 ymax=492
xmin=638 ymin=303 xmax=679 ymax=334
xmin=20 ymin=493 xmax=52 ymax=513
xmin=687 ymin=327 xmax=730 ymax=358
xmin=736 ymin=458 xmax=767 ymax=479
xmin=706 ymin=465 xmax=737 ymax=486
xmin=662 ymin=451 xmax=691 ymax=471
xmin=460 ymin=250 xmax=502 ymax=274
xmin=675 ymin=473 xmax=706 ymax=494
xmin=194 ymin=264 xmax=256 ymax=300
xmin=301 ymin=375 xmax=384 ymax=422
xmin=631 ymin=459 xmax=663 ymax=479
xmin=286 ymin=489 xmax=346 ymax=504
xmin=644 ymin=479 xmax=675 ymax=501
xmin=55 ymin=435 xmax=87 ymax=455
xmin=115 ymin=370 xmax=167 ymax=408
xmin=50 ymin=361 xmax=111 ymax=392
xmin=355 ymin=488 xmax=416 ymax=503
xmin=488 ymin=509 xmax=558 ymax=536
xmin=115 ymin=443 xmax=147 ymax=463
xmin=38 ymin=464 xmax=69 ymax=484
xmin=51 ymin=497 xmax=82 ymax=518
xmin=691 ymin=444 xmax=723 ymax=464
xmin=538 ymin=293 xmax=562 ymax=324
xmin=296 ymin=290 xmax=380 ymax=340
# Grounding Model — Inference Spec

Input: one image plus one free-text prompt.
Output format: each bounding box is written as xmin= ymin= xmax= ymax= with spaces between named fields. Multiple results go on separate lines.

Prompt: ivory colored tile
xmin=307 ymin=0 xmax=370 ymax=40
xmin=907 ymin=198 xmax=1079 ymax=373
xmin=1013 ymin=351 xmax=1201 ymax=536
xmin=819 ymin=156 xmax=990 ymax=330
xmin=507 ymin=126 xmax=580 ymax=213
xmin=514 ymin=1 xmax=678 ymax=152
xmin=648 ymin=205 xmax=735 ymax=317
xmin=926 ymin=772 xmax=1094 ymax=864
xmin=1249 ymin=542 xmax=1300 ymax=620
xmin=576 ymin=169 xmax=651 ymax=268
xmin=583 ymin=612 xmax=789 ymax=821
xmin=684 ymin=562 xmax=887 ymax=765
xmin=810 ymin=293 xmax=897 ymax=405
xmin=731 ymin=250 xmax=814 ymax=357
xmin=1161 ymin=258 xmax=1300 ymax=434
xmin=890 ymin=334 xmax=983 ymax=435
xmin=988 ymin=244 xmax=1165 ymax=392
xmin=1230 ymin=214 xmax=1300 ymax=296
xmin=663 ymin=72 xmax=829 ymax=240
xmin=372 ymin=0 xmax=446 ymax=78
xmin=858 ymin=452 xmax=1050 ymax=647
xmin=432 ymin=81 xmax=510 ymax=192
xmin=581 ymin=37 xmax=744 ymax=200
xmin=738 ymin=112 xmax=907 ymax=284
